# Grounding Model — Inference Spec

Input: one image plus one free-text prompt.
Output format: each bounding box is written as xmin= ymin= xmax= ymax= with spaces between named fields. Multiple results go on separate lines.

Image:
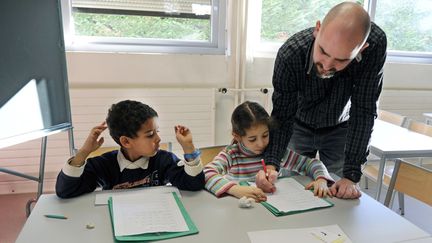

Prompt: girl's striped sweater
xmin=204 ymin=142 xmax=334 ymax=197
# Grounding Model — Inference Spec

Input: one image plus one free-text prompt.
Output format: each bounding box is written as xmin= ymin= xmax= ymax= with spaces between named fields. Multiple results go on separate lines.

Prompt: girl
xmin=204 ymin=101 xmax=334 ymax=202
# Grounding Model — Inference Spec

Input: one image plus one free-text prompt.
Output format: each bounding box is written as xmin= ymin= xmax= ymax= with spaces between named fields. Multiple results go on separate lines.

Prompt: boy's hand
xmin=305 ymin=178 xmax=333 ymax=198
xmin=255 ymin=166 xmax=278 ymax=193
xmin=70 ymin=122 xmax=107 ymax=167
xmin=81 ymin=122 xmax=107 ymax=154
xmin=228 ymin=185 xmax=267 ymax=202
xmin=174 ymin=125 xmax=195 ymax=154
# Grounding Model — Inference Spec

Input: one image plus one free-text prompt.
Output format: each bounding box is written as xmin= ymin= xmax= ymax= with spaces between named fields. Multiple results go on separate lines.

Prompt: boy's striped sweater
xmin=204 ymin=142 xmax=334 ymax=197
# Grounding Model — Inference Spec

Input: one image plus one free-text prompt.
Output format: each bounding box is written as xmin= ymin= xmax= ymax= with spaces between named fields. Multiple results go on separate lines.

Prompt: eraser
xmin=86 ymin=223 xmax=95 ymax=229
xmin=238 ymin=196 xmax=254 ymax=208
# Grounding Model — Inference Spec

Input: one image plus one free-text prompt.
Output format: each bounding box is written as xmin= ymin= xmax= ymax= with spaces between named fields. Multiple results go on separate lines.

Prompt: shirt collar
xmin=117 ymin=149 xmax=149 ymax=172
xmin=237 ymin=141 xmax=260 ymax=156
xmin=306 ymin=41 xmax=314 ymax=75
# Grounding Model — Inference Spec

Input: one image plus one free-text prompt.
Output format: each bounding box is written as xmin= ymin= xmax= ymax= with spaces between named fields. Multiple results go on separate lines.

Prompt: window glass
xmin=260 ymin=0 xmax=364 ymax=43
xmin=72 ymin=0 xmax=212 ymax=41
xmin=374 ymin=0 xmax=432 ymax=52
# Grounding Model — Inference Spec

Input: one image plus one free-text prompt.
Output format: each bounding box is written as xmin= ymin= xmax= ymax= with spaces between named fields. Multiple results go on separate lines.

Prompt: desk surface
xmin=370 ymin=120 xmax=432 ymax=157
xmin=16 ymin=177 xmax=430 ymax=243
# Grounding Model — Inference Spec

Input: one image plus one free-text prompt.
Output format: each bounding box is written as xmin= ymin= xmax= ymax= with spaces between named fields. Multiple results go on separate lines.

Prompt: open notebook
xmin=241 ymin=177 xmax=333 ymax=216
xmin=108 ymin=192 xmax=198 ymax=242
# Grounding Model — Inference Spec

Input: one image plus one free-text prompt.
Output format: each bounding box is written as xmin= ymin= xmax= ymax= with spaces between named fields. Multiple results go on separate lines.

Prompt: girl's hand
xmin=255 ymin=169 xmax=278 ymax=193
xmin=305 ymin=178 xmax=333 ymax=198
xmin=228 ymin=185 xmax=267 ymax=202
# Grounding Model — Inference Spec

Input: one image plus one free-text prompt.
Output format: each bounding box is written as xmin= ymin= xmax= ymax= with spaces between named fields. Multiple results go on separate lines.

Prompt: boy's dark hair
xmin=231 ymin=101 xmax=273 ymax=136
xmin=106 ymin=100 xmax=158 ymax=145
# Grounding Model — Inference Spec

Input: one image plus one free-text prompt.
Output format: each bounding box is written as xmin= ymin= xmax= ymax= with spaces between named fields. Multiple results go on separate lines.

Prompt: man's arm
xmin=264 ymin=50 xmax=299 ymax=169
xmin=343 ymin=33 xmax=387 ymax=184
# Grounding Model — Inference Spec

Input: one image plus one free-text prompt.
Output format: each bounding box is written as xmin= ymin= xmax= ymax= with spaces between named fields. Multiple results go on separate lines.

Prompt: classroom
xmin=1 ymin=0 xmax=432 ymax=242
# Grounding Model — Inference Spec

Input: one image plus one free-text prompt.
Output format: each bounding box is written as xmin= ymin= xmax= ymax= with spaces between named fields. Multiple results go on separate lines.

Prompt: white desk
xmin=423 ymin=113 xmax=432 ymax=125
xmin=369 ymin=120 xmax=432 ymax=200
xmin=16 ymin=177 xmax=430 ymax=243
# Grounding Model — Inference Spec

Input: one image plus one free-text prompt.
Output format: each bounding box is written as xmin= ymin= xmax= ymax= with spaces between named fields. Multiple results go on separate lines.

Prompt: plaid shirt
xmin=265 ymin=23 xmax=387 ymax=183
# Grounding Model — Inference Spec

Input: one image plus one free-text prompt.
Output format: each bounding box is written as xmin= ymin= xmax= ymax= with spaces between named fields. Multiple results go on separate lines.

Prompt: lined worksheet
xmin=111 ymin=193 xmax=188 ymax=236
xmin=265 ymin=178 xmax=331 ymax=212
xmin=95 ymin=186 xmax=181 ymax=205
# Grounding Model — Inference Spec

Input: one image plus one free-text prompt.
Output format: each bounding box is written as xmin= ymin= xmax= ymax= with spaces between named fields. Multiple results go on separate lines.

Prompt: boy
xmin=56 ymin=100 xmax=204 ymax=198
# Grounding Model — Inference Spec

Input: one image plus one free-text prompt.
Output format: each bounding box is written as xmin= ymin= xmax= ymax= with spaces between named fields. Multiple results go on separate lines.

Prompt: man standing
xmin=258 ymin=2 xmax=387 ymax=199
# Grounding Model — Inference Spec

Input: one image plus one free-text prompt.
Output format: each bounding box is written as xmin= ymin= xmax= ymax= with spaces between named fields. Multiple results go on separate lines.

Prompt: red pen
xmin=261 ymin=159 xmax=267 ymax=176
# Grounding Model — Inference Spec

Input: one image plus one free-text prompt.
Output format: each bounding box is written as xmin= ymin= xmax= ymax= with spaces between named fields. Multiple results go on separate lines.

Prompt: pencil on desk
xmin=44 ymin=214 xmax=68 ymax=220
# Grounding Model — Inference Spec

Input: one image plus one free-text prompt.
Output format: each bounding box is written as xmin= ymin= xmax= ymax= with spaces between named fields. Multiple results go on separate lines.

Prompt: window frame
xmin=60 ymin=0 xmax=227 ymax=54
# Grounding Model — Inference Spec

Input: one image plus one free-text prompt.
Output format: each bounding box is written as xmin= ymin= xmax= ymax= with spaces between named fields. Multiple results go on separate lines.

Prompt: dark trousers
xmin=288 ymin=120 xmax=348 ymax=177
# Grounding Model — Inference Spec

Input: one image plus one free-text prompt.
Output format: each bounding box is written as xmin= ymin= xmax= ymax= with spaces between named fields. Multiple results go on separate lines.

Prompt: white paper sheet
xmin=95 ymin=186 xmax=181 ymax=205
xmin=111 ymin=193 xmax=189 ymax=236
xmin=248 ymin=224 xmax=352 ymax=243
xmin=265 ymin=178 xmax=331 ymax=212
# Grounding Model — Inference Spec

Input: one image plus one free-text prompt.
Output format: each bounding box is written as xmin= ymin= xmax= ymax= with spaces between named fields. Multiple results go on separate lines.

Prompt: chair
xmin=384 ymin=159 xmax=432 ymax=215
xmin=363 ymin=110 xmax=407 ymax=190
xmin=406 ymin=119 xmax=432 ymax=166
xmin=408 ymin=120 xmax=432 ymax=137
xmin=377 ymin=109 xmax=408 ymax=127
xmin=199 ymin=145 xmax=227 ymax=166
xmin=87 ymin=142 xmax=172 ymax=158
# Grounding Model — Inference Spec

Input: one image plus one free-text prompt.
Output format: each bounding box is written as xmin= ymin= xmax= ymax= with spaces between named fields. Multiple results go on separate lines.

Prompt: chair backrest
xmin=384 ymin=159 xmax=432 ymax=207
xmin=407 ymin=120 xmax=432 ymax=137
xmin=199 ymin=145 xmax=227 ymax=166
xmin=378 ymin=110 xmax=407 ymax=127
xmin=87 ymin=142 xmax=172 ymax=159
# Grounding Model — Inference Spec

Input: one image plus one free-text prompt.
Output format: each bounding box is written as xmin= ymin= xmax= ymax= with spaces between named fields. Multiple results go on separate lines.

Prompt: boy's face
xmin=123 ymin=117 xmax=161 ymax=158
xmin=234 ymin=123 xmax=269 ymax=155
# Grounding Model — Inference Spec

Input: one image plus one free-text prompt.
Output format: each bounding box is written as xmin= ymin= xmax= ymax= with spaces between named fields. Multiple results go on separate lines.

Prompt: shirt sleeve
xmin=182 ymin=156 xmax=204 ymax=177
xmin=264 ymin=50 xmax=299 ymax=170
xmin=279 ymin=149 xmax=334 ymax=183
xmin=344 ymin=33 xmax=387 ymax=183
xmin=55 ymin=157 xmax=99 ymax=198
xmin=61 ymin=157 xmax=86 ymax=177
xmin=204 ymin=150 xmax=237 ymax=197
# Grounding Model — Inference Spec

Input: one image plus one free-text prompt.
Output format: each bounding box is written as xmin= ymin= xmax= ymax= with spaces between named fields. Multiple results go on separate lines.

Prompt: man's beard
xmin=313 ymin=62 xmax=336 ymax=79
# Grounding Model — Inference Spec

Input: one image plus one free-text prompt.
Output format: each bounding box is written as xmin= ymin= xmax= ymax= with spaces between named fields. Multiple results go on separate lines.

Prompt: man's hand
xmin=255 ymin=166 xmax=278 ymax=193
xmin=330 ymin=178 xmax=362 ymax=199
xmin=305 ymin=178 xmax=332 ymax=198
xmin=227 ymin=185 xmax=267 ymax=202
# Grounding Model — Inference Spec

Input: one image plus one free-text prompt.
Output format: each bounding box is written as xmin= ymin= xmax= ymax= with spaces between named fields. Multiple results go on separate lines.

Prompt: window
xmin=373 ymin=0 xmax=432 ymax=62
xmin=61 ymin=0 xmax=226 ymax=54
xmin=249 ymin=0 xmax=431 ymax=63
xmin=248 ymin=0 xmax=362 ymax=55
xmin=260 ymin=0 xmax=357 ymax=44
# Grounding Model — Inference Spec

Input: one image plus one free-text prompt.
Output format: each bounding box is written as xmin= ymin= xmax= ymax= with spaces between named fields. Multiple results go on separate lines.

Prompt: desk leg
xmin=375 ymin=156 xmax=386 ymax=200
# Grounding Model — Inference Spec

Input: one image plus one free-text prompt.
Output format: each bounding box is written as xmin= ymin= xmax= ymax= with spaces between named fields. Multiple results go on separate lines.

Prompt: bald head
xmin=322 ymin=2 xmax=371 ymax=43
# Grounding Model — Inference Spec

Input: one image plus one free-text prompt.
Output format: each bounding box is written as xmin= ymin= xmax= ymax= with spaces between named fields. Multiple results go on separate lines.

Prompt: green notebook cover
xmin=239 ymin=179 xmax=334 ymax=217
xmin=108 ymin=192 xmax=198 ymax=242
